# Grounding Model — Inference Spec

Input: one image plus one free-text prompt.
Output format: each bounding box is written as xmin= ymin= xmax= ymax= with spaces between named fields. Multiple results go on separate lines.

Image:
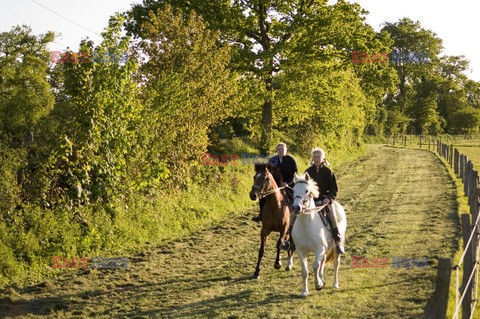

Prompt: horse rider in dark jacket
xmin=303 ymin=147 xmax=345 ymax=254
xmin=252 ymin=142 xmax=298 ymax=222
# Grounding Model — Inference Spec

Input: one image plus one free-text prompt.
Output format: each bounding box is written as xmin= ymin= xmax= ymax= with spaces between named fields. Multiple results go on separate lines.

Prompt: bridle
xmin=252 ymin=171 xmax=286 ymax=199
xmin=293 ymin=180 xmax=326 ymax=215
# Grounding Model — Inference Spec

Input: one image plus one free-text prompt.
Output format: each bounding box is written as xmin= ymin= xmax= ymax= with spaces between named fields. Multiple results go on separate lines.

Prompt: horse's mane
xmin=295 ymin=174 xmax=320 ymax=198
xmin=254 ymin=163 xmax=284 ymax=187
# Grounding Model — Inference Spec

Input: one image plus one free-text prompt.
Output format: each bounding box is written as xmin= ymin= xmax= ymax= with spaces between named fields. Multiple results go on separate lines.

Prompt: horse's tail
xmin=326 ymin=248 xmax=334 ymax=263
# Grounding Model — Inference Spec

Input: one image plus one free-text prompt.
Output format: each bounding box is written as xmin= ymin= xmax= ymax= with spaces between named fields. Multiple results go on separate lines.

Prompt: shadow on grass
xmin=0 ymin=274 xmax=257 ymax=318
xmin=0 ymin=295 xmax=70 ymax=317
xmin=120 ymin=288 xmax=291 ymax=319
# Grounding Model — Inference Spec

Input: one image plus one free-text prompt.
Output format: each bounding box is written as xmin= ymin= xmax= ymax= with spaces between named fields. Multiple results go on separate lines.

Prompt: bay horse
xmin=291 ymin=172 xmax=347 ymax=296
xmin=249 ymin=163 xmax=293 ymax=279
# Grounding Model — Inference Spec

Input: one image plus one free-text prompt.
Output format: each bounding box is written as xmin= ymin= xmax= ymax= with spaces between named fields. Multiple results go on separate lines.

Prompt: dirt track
xmin=0 ymin=145 xmax=459 ymax=318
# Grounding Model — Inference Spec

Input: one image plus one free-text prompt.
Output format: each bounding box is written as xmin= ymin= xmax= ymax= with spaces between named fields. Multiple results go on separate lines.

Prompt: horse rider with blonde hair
xmin=303 ymin=147 xmax=345 ymax=254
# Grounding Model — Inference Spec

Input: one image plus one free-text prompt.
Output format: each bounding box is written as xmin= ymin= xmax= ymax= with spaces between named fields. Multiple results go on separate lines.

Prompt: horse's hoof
xmin=300 ymin=291 xmax=308 ymax=297
xmin=274 ymin=263 xmax=282 ymax=270
xmin=333 ymin=283 xmax=339 ymax=289
xmin=253 ymin=273 xmax=260 ymax=280
xmin=285 ymin=266 xmax=291 ymax=271
xmin=315 ymin=282 xmax=324 ymax=291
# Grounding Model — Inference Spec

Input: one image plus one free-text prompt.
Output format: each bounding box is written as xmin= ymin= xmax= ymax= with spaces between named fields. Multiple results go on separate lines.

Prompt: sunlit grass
xmin=0 ymin=145 xmax=459 ymax=318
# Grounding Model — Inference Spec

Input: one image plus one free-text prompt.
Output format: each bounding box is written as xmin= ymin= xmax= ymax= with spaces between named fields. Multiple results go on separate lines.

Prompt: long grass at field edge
xmin=425 ymin=148 xmax=473 ymax=319
xmin=0 ymin=138 xmax=368 ymax=290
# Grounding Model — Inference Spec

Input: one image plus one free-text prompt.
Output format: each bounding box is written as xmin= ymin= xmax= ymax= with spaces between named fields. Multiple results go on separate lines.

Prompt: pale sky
xmin=1 ymin=0 xmax=479 ymax=82
xmin=350 ymin=0 xmax=480 ymax=81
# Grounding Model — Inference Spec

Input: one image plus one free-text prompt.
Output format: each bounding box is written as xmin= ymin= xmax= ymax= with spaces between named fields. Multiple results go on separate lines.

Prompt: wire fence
xmin=392 ymin=138 xmax=480 ymax=318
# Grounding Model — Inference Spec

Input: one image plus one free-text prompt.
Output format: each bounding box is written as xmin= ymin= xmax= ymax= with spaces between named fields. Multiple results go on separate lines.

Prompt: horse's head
xmin=249 ymin=163 xmax=274 ymax=200
xmin=291 ymin=173 xmax=319 ymax=214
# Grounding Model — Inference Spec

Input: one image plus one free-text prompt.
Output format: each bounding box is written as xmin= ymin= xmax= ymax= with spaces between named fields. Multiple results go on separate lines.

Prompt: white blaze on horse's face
xmin=292 ymin=180 xmax=311 ymax=214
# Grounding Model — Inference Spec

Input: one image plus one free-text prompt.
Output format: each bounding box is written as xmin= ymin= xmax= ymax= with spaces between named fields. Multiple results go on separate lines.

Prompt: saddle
xmin=318 ymin=208 xmax=331 ymax=230
xmin=284 ymin=187 xmax=294 ymax=205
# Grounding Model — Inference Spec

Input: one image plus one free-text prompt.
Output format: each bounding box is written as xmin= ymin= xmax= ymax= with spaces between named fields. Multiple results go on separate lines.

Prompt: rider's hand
xmin=322 ymin=198 xmax=331 ymax=205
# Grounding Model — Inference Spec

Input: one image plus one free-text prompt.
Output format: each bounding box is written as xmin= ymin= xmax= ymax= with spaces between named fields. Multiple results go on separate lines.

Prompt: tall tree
xmin=127 ymin=0 xmax=394 ymax=152
xmin=0 ymin=25 xmax=55 ymax=146
xmin=39 ymin=14 xmax=142 ymax=207
xmin=381 ymin=18 xmax=444 ymax=134
xmin=134 ymin=6 xmax=238 ymax=187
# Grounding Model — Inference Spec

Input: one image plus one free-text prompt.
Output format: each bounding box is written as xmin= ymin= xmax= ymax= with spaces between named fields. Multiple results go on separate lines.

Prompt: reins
xmin=293 ymin=180 xmax=327 ymax=214
xmin=296 ymin=204 xmax=327 ymax=215
xmin=258 ymin=186 xmax=287 ymax=199
xmin=255 ymin=170 xmax=289 ymax=200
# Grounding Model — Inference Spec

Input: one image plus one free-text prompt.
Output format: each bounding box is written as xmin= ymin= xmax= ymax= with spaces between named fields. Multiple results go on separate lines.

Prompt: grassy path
xmin=0 ymin=145 xmax=460 ymax=318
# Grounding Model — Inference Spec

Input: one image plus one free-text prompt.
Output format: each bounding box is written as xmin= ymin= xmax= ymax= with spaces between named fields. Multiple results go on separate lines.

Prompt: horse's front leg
xmin=286 ymin=240 xmax=295 ymax=271
xmin=296 ymin=250 xmax=309 ymax=297
xmin=275 ymin=227 xmax=289 ymax=269
xmin=274 ymin=235 xmax=283 ymax=270
xmin=333 ymin=250 xmax=341 ymax=288
xmin=253 ymin=230 xmax=269 ymax=279
xmin=314 ymin=251 xmax=326 ymax=291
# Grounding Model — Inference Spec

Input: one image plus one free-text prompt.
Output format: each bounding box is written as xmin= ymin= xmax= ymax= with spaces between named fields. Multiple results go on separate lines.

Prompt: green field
xmin=0 ymin=145 xmax=461 ymax=318
xmin=455 ymin=145 xmax=480 ymax=169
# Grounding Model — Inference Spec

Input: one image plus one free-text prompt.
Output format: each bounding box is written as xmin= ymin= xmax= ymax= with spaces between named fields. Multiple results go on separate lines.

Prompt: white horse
xmin=288 ymin=172 xmax=347 ymax=297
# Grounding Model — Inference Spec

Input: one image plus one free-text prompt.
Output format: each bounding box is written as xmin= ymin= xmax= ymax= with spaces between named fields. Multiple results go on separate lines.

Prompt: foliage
xmin=1 ymin=0 xmax=480 ymax=289
xmin=0 ymin=25 xmax=55 ymax=147
xmin=381 ymin=18 xmax=480 ymax=135
xmin=134 ymin=5 xmax=238 ymax=187
xmin=128 ymin=0 xmax=395 ymax=152
xmin=38 ymin=14 xmax=142 ymax=208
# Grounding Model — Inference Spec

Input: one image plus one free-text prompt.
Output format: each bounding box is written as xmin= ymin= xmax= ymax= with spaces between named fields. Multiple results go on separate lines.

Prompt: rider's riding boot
xmin=252 ymin=198 xmax=265 ymax=222
xmin=285 ymin=186 xmax=294 ymax=205
xmin=251 ymin=213 xmax=261 ymax=222
xmin=331 ymin=227 xmax=345 ymax=254
xmin=290 ymin=212 xmax=297 ymax=228
xmin=325 ymin=203 xmax=345 ymax=254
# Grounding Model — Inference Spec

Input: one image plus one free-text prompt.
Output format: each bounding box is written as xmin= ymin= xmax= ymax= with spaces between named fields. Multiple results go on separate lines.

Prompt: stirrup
xmin=280 ymin=241 xmax=291 ymax=251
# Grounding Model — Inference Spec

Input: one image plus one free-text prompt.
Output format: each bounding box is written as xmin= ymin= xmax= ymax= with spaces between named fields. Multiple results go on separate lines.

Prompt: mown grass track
xmin=0 ymin=145 xmax=460 ymax=318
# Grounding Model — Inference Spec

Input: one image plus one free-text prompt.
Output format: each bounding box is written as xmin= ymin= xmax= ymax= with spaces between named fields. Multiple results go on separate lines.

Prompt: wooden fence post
xmin=450 ymin=144 xmax=454 ymax=167
xmin=454 ymin=149 xmax=459 ymax=175
xmin=424 ymin=258 xmax=452 ymax=319
xmin=464 ymin=156 xmax=469 ymax=184
xmin=460 ymin=154 xmax=464 ymax=181
xmin=465 ymin=161 xmax=472 ymax=197
xmin=469 ymin=171 xmax=478 ymax=218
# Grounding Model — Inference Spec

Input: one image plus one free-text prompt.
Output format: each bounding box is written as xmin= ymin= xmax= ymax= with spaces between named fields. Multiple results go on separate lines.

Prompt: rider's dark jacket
xmin=268 ymin=154 xmax=298 ymax=186
xmin=304 ymin=164 xmax=338 ymax=203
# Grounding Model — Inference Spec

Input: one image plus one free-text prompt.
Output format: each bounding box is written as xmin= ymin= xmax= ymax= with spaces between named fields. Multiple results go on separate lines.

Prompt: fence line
xmin=387 ymin=137 xmax=479 ymax=318
xmin=427 ymin=139 xmax=480 ymax=319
